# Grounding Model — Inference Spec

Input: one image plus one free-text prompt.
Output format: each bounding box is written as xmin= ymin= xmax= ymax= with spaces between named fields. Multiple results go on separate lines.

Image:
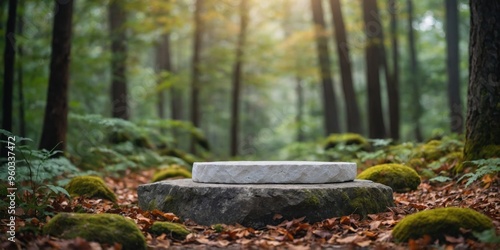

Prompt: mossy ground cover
xmin=66 ymin=176 xmax=117 ymax=202
xmin=357 ymin=164 xmax=421 ymax=192
xmin=2 ymin=167 xmax=498 ymax=249
xmin=151 ymin=165 xmax=192 ymax=182
xmin=43 ymin=213 xmax=146 ymax=250
xmin=1 ymin=133 xmax=498 ymax=249
xmin=392 ymin=207 xmax=494 ymax=242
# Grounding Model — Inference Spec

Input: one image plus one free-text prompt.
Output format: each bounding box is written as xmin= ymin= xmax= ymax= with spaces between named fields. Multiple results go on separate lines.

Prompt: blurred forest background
xmin=1 ymin=0 xmax=470 ymax=160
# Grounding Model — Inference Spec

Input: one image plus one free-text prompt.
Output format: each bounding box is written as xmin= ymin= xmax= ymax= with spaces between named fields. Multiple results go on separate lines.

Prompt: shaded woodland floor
xmin=1 ymin=169 xmax=499 ymax=250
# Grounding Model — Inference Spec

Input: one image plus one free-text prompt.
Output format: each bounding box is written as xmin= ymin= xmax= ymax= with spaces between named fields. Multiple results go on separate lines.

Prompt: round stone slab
xmin=192 ymin=161 xmax=356 ymax=184
xmin=138 ymin=179 xmax=393 ymax=229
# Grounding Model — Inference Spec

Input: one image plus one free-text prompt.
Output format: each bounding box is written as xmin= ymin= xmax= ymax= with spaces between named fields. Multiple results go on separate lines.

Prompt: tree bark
xmin=17 ymin=1 xmax=26 ymax=140
xmin=311 ymin=0 xmax=340 ymax=135
xmin=464 ymin=0 xmax=500 ymax=161
xmin=407 ymin=0 xmax=423 ymax=141
xmin=156 ymin=33 xmax=171 ymax=119
xmin=190 ymin=0 xmax=204 ymax=153
xmin=362 ymin=0 xmax=386 ymax=138
xmin=296 ymin=76 xmax=305 ymax=142
xmin=388 ymin=0 xmax=400 ymax=140
xmin=1 ymin=0 xmax=17 ymax=158
xmin=39 ymin=0 xmax=74 ymax=154
xmin=230 ymin=0 xmax=249 ymax=157
xmin=328 ymin=0 xmax=362 ymax=134
xmin=445 ymin=0 xmax=463 ymax=134
xmin=109 ymin=0 xmax=129 ymax=120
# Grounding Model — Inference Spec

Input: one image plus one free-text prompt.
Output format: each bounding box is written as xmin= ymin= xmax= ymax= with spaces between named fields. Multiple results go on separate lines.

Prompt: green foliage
xmin=458 ymin=158 xmax=500 ymax=187
xmin=473 ymin=228 xmax=500 ymax=243
xmin=278 ymin=141 xmax=329 ymax=161
xmin=212 ymin=224 xmax=225 ymax=233
xmin=68 ymin=114 xmax=203 ymax=174
xmin=43 ymin=213 xmax=147 ymax=250
xmin=65 ymin=176 xmax=117 ymax=202
xmin=0 ymin=130 xmax=73 ymax=219
xmin=357 ymin=164 xmax=421 ymax=192
xmin=392 ymin=207 xmax=494 ymax=242
xmin=150 ymin=221 xmax=190 ymax=239
xmin=429 ymin=176 xmax=452 ymax=183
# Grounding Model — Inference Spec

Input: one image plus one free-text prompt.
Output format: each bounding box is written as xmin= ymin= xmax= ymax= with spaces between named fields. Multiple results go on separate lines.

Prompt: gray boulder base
xmin=138 ymin=179 xmax=393 ymax=229
xmin=192 ymin=161 xmax=356 ymax=184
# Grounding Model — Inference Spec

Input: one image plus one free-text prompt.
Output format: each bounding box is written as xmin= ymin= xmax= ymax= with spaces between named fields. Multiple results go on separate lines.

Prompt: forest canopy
xmin=0 ymin=0 xmax=471 ymax=158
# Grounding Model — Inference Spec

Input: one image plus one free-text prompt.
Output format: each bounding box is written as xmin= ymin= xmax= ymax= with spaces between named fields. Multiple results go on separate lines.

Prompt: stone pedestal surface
xmin=192 ymin=161 xmax=356 ymax=184
xmin=138 ymin=179 xmax=393 ymax=228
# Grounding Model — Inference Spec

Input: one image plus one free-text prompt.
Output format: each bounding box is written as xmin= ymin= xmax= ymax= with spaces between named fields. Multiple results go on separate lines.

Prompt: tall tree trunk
xmin=17 ymin=1 xmax=26 ymax=140
xmin=230 ymin=0 xmax=249 ymax=157
xmin=407 ymin=0 xmax=423 ymax=141
xmin=39 ymin=0 xmax=74 ymax=154
xmin=311 ymin=0 xmax=340 ymax=135
xmin=1 ymin=0 xmax=17 ymax=158
xmin=296 ymin=76 xmax=305 ymax=142
xmin=156 ymin=33 xmax=172 ymax=119
xmin=171 ymin=53 xmax=183 ymax=121
xmin=109 ymin=0 xmax=129 ymax=120
xmin=283 ymin=0 xmax=306 ymax=142
xmin=388 ymin=0 xmax=400 ymax=140
xmin=328 ymin=0 xmax=362 ymax=134
xmin=371 ymin=2 xmax=398 ymax=137
xmin=464 ymin=1 xmax=500 ymax=161
xmin=445 ymin=0 xmax=463 ymax=134
xmin=362 ymin=0 xmax=386 ymax=138
xmin=190 ymin=0 xmax=204 ymax=153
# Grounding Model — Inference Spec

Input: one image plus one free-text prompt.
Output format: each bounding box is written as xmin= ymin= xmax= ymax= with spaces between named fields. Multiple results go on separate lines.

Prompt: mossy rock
xmin=324 ymin=133 xmax=370 ymax=150
xmin=66 ymin=176 xmax=117 ymax=202
xmin=357 ymin=164 xmax=420 ymax=192
xmin=392 ymin=207 xmax=494 ymax=242
xmin=43 ymin=213 xmax=146 ymax=250
xmin=152 ymin=165 xmax=192 ymax=182
xmin=150 ymin=221 xmax=190 ymax=239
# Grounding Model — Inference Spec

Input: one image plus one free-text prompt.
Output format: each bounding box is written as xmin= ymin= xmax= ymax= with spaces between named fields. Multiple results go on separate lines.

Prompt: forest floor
xmin=1 ymin=169 xmax=499 ymax=250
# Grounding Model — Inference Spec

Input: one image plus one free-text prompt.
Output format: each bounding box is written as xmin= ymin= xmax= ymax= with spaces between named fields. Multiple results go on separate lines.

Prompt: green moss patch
xmin=324 ymin=133 xmax=370 ymax=150
xmin=392 ymin=207 xmax=494 ymax=242
xmin=43 ymin=213 xmax=146 ymax=250
xmin=150 ymin=221 xmax=190 ymax=239
xmin=151 ymin=165 xmax=192 ymax=182
xmin=66 ymin=176 xmax=117 ymax=202
xmin=357 ymin=164 xmax=420 ymax=192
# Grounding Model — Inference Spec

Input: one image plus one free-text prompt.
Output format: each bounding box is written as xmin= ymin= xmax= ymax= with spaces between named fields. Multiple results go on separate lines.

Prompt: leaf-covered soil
xmin=1 ymin=170 xmax=499 ymax=250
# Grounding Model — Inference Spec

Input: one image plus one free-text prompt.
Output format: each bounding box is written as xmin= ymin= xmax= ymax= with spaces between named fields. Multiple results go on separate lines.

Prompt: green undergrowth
xmin=0 ymin=130 xmax=72 ymax=220
xmin=68 ymin=114 xmax=208 ymax=174
xmin=280 ymin=133 xmax=498 ymax=187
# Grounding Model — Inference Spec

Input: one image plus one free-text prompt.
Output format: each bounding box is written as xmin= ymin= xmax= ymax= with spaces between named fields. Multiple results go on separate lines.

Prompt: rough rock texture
xmin=138 ymin=179 xmax=393 ymax=228
xmin=192 ymin=161 xmax=356 ymax=184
